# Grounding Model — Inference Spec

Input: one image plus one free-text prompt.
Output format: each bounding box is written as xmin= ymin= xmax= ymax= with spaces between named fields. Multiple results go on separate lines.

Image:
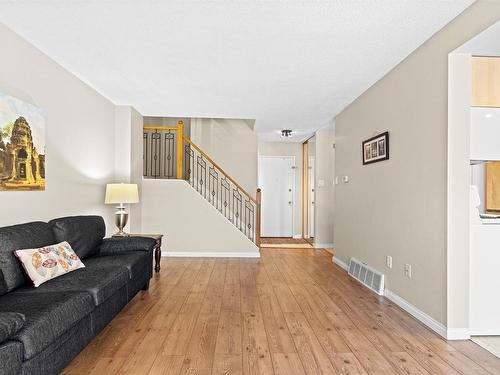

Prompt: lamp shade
xmin=105 ymin=183 xmax=139 ymax=204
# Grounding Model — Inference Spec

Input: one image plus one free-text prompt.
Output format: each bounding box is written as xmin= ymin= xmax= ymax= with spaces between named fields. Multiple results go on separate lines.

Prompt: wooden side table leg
xmin=154 ymin=240 xmax=161 ymax=272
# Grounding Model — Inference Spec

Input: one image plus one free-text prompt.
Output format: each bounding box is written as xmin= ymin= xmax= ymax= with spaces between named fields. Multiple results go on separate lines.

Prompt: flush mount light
xmin=281 ymin=129 xmax=292 ymax=138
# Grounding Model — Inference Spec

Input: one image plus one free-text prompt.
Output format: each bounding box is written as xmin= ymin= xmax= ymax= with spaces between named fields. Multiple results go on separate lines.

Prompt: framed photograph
xmin=0 ymin=92 xmax=45 ymax=190
xmin=362 ymin=131 xmax=389 ymax=165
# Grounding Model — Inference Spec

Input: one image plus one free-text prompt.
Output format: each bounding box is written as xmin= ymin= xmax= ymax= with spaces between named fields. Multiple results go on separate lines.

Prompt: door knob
xmin=288 ymin=201 xmax=292 ymax=205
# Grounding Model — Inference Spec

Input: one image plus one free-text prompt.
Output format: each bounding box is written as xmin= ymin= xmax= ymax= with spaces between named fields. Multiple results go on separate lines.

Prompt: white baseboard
xmin=469 ymin=328 xmax=500 ymax=336
xmin=162 ymin=251 xmax=260 ymax=258
xmin=332 ymin=258 xmax=469 ymax=340
xmin=293 ymin=234 xmax=302 ymax=239
xmin=314 ymin=242 xmax=334 ymax=249
xmin=447 ymin=328 xmax=471 ymax=340
xmin=384 ymin=289 xmax=449 ymax=339
xmin=332 ymin=256 xmax=348 ymax=271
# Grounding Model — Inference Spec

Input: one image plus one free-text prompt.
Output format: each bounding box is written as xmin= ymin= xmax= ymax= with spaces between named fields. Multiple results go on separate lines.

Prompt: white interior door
xmin=258 ymin=156 xmax=294 ymax=237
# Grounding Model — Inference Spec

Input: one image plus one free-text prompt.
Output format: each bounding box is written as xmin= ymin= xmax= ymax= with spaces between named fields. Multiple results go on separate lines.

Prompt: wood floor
xmin=62 ymin=248 xmax=500 ymax=374
xmin=472 ymin=337 xmax=500 ymax=359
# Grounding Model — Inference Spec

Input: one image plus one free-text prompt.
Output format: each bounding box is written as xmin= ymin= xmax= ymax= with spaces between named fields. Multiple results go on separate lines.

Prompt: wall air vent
xmin=348 ymin=258 xmax=385 ymax=295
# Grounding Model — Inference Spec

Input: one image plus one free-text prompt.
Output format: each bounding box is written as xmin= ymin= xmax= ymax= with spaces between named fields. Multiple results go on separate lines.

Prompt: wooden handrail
xmin=183 ymin=135 xmax=257 ymax=204
xmin=143 ymin=126 xmax=179 ymax=131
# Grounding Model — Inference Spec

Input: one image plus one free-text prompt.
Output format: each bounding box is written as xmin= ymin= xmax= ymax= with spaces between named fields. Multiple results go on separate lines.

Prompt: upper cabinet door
xmin=472 ymin=56 xmax=500 ymax=108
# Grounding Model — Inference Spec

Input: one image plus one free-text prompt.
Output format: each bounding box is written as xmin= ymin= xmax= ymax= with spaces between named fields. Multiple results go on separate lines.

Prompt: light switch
xmin=342 ymin=176 xmax=349 ymax=183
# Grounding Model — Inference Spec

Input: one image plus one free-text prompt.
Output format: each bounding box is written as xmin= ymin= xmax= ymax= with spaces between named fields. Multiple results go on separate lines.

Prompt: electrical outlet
xmin=386 ymin=256 xmax=393 ymax=269
xmin=404 ymin=264 xmax=412 ymax=278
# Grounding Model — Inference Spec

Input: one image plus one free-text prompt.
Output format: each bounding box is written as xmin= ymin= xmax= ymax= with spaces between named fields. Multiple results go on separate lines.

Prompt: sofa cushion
xmin=0 ymin=312 xmax=25 ymax=344
xmin=0 ymin=291 xmax=93 ymax=360
xmin=0 ymin=222 xmax=56 ymax=294
xmin=0 ymin=341 xmax=23 ymax=375
xmin=14 ymin=265 xmax=128 ymax=306
xmin=99 ymin=237 xmax=156 ymax=255
xmin=49 ymin=216 xmax=105 ymax=259
xmin=84 ymin=252 xmax=150 ymax=279
xmin=14 ymin=241 xmax=85 ymax=287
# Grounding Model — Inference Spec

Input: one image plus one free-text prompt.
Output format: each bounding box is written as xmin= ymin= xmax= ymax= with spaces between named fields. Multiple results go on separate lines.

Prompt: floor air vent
xmin=348 ymin=258 xmax=385 ymax=295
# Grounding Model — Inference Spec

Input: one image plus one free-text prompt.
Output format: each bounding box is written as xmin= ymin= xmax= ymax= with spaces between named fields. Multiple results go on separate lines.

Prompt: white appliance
xmin=470 ymin=185 xmax=500 ymax=335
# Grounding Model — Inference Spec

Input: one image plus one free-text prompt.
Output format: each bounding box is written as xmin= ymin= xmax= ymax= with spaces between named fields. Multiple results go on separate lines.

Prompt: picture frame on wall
xmin=362 ymin=131 xmax=389 ymax=165
xmin=0 ymin=92 xmax=45 ymax=190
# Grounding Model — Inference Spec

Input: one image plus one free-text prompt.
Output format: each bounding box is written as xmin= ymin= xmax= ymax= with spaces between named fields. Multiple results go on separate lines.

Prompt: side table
xmin=112 ymin=233 xmax=163 ymax=272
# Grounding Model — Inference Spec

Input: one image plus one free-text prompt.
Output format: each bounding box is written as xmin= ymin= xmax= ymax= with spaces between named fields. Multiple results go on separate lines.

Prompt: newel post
xmin=177 ymin=120 xmax=183 ymax=179
xmin=256 ymin=188 xmax=261 ymax=247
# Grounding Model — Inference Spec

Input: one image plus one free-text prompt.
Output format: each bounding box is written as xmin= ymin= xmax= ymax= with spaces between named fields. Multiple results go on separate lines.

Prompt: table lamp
xmin=105 ymin=183 xmax=139 ymax=236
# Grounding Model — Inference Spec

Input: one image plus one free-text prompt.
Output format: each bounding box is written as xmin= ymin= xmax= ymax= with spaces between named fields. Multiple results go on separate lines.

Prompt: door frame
xmin=258 ymin=155 xmax=295 ymax=237
xmin=302 ymin=136 xmax=315 ymax=239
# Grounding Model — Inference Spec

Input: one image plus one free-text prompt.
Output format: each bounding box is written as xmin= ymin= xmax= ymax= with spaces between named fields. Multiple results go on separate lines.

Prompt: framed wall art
xmin=0 ymin=92 xmax=45 ymax=190
xmin=362 ymin=131 xmax=389 ymax=165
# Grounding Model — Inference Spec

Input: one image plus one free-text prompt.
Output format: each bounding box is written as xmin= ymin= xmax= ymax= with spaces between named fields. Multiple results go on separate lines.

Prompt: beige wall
xmin=334 ymin=1 xmax=500 ymax=326
xmin=141 ymin=179 xmax=259 ymax=255
xmin=258 ymin=141 xmax=302 ymax=237
xmin=0 ymin=22 xmax=117 ymax=234
xmin=191 ymin=118 xmax=257 ymax=196
xmin=314 ymin=128 xmax=335 ymax=247
xmin=114 ymin=106 xmax=144 ymax=233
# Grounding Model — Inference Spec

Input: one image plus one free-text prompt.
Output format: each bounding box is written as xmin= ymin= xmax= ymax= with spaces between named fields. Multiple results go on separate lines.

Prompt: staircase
xmin=143 ymin=120 xmax=261 ymax=245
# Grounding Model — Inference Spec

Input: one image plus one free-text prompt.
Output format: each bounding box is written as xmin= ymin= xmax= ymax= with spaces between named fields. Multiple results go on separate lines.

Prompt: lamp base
xmin=114 ymin=205 xmax=129 ymax=236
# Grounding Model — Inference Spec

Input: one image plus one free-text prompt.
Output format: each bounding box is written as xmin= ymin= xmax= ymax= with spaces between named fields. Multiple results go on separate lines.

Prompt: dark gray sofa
xmin=0 ymin=215 xmax=156 ymax=375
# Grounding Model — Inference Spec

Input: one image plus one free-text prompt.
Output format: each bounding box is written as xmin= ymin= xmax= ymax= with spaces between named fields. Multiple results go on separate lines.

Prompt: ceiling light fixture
xmin=281 ymin=129 xmax=292 ymax=138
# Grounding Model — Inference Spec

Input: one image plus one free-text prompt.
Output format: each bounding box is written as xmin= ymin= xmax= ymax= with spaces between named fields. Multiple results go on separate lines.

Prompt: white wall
xmin=314 ymin=128 xmax=335 ymax=248
xmin=334 ymin=1 xmax=500 ymax=328
xmin=141 ymin=179 xmax=259 ymax=256
xmin=258 ymin=142 xmax=302 ymax=237
xmin=191 ymin=118 xmax=258 ymax=196
xmin=0 ymin=22 xmax=117 ymax=234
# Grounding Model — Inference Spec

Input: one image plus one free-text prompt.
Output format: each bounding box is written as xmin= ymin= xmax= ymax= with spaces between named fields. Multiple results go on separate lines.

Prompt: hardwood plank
xmin=386 ymin=352 xmax=430 ymax=375
xmin=180 ymin=313 xmax=220 ymax=374
xmin=272 ymin=353 xmax=306 ymax=375
xmin=242 ymin=312 xmax=274 ymax=375
xmin=88 ymin=357 xmax=128 ymax=375
xmin=212 ymin=354 xmax=243 ymax=375
xmin=256 ymin=283 xmax=296 ymax=354
xmin=450 ymin=340 xmax=500 ymax=375
xmin=284 ymin=312 xmax=337 ymax=374
xmin=215 ymin=310 xmax=243 ymax=355
xmin=331 ymin=353 xmax=368 ymax=375
xmin=148 ymin=355 xmax=185 ymax=375
xmin=339 ymin=328 xmax=398 ymax=374
xmin=438 ymin=351 xmax=492 ymax=375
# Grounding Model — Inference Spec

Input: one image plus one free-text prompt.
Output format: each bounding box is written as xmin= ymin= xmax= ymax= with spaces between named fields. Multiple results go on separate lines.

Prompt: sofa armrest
xmin=99 ymin=237 xmax=156 ymax=255
xmin=0 ymin=312 xmax=25 ymax=344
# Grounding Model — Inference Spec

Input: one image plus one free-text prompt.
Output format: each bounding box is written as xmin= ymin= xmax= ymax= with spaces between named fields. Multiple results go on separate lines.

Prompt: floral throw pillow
xmin=14 ymin=241 xmax=85 ymax=287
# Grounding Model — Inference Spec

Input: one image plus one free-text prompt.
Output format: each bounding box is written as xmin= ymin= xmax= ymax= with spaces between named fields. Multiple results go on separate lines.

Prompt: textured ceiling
xmin=0 ymin=0 xmax=473 ymax=141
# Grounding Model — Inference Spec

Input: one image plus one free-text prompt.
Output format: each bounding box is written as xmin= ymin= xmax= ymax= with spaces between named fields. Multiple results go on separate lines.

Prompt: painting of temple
xmin=0 ymin=92 xmax=45 ymax=191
